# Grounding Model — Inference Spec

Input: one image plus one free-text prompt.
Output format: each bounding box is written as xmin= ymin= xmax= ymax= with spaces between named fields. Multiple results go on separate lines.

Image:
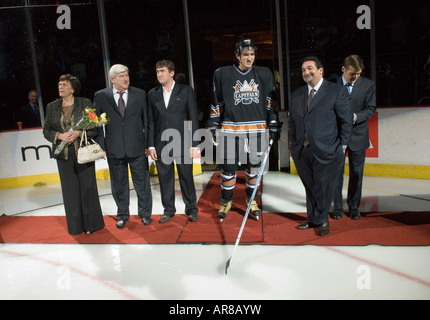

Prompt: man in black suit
xmin=17 ymin=89 xmax=41 ymax=128
xmin=147 ymin=60 xmax=199 ymax=223
xmin=333 ymin=55 xmax=376 ymax=220
xmin=94 ymin=64 xmax=153 ymax=227
xmin=289 ymin=56 xmax=352 ymax=236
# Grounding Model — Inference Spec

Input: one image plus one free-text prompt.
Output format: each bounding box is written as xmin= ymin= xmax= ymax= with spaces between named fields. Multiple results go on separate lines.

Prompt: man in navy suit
xmin=289 ymin=56 xmax=352 ymax=236
xmin=333 ymin=55 xmax=376 ymax=220
xmin=18 ymin=89 xmax=41 ymax=128
xmin=147 ymin=60 xmax=199 ymax=223
xmin=94 ymin=64 xmax=153 ymax=228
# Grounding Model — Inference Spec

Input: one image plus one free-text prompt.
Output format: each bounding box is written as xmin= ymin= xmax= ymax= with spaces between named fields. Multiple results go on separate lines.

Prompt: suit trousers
xmin=333 ymin=148 xmax=366 ymax=210
xmin=294 ymin=146 xmax=343 ymax=225
xmin=56 ymin=145 xmax=105 ymax=235
xmin=155 ymin=157 xmax=198 ymax=217
xmin=108 ymin=155 xmax=152 ymax=220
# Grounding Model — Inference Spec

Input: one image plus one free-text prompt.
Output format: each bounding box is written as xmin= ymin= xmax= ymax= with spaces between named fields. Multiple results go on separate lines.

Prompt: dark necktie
xmin=32 ymin=104 xmax=40 ymax=120
xmin=307 ymin=88 xmax=315 ymax=108
xmin=303 ymin=88 xmax=315 ymax=147
xmin=118 ymin=91 xmax=125 ymax=117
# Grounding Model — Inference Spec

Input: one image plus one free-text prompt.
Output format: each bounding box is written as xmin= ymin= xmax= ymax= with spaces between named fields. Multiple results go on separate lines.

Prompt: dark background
xmin=1 ymin=0 xmax=429 ymax=130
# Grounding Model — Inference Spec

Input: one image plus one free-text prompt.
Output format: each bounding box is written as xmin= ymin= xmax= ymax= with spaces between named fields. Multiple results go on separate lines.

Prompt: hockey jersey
xmin=207 ymin=64 xmax=277 ymax=134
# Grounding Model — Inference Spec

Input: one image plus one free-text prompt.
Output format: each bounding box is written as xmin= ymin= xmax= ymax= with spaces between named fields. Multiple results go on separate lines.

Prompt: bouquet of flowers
xmin=54 ymin=108 xmax=109 ymax=155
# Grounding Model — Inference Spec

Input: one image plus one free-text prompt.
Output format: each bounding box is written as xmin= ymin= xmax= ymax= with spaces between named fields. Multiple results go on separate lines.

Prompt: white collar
xmin=163 ymin=81 xmax=175 ymax=94
xmin=342 ymin=75 xmax=355 ymax=87
xmin=113 ymin=87 xmax=128 ymax=95
xmin=308 ymin=77 xmax=324 ymax=94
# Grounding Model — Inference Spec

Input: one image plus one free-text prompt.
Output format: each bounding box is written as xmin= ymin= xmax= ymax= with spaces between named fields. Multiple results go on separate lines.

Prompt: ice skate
xmin=218 ymin=200 xmax=232 ymax=220
xmin=246 ymin=197 xmax=261 ymax=220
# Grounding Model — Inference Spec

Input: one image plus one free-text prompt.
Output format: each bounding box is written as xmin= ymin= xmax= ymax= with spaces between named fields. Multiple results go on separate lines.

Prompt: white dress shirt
xmin=162 ymin=81 xmax=175 ymax=107
xmin=113 ymin=87 xmax=128 ymax=106
xmin=308 ymin=77 xmax=324 ymax=96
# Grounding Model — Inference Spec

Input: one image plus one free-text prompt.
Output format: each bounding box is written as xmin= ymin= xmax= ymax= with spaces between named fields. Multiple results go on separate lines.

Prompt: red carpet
xmin=1 ymin=172 xmax=429 ymax=245
xmin=0 ymin=214 xmax=189 ymax=244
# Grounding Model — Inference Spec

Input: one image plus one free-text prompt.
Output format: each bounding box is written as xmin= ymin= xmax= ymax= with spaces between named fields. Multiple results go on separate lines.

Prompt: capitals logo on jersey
xmin=233 ymin=80 xmax=260 ymax=105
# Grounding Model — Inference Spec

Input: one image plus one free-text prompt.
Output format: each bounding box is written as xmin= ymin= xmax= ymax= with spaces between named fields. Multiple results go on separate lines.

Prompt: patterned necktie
xmin=118 ymin=91 xmax=125 ymax=117
xmin=307 ymin=88 xmax=315 ymax=108
xmin=346 ymin=83 xmax=353 ymax=94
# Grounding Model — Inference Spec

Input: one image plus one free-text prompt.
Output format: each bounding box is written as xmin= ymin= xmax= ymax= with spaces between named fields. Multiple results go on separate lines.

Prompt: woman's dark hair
xmin=59 ymin=74 xmax=81 ymax=96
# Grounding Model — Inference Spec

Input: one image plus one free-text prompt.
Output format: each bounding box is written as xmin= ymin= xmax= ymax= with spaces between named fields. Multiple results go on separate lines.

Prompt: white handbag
xmin=77 ymin=130 xmax=105 ymax=164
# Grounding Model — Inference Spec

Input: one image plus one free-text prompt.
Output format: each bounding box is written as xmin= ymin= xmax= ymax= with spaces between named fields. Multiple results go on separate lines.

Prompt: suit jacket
xmin=289 ymin=79 xmax=353 ymax=164
xmin=18 ymin=103 xmax=41 ymax=128
xmin=94 ymin=86 xmax=148 ymax=159
xmin=336 ymin=76 xmax=376 ymax=151
xmin=43 ymin=96 xmax=99 ymax=159
xmin=147 ymin=83 xmax=199 ymax=159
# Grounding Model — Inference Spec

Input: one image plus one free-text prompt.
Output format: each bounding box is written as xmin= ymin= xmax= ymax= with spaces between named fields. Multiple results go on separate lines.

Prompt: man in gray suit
xmin=94 ymin=64 xmax=153 ymax=228
xmin=333 ymin=55 xmax=376 ymax=220
xmin=289 ymin=56 xmax=352 ymax=236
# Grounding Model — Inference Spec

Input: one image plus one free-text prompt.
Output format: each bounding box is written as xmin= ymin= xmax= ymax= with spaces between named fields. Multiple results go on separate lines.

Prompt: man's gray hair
xmin=109 ymin=64 xmax=129 ymax=78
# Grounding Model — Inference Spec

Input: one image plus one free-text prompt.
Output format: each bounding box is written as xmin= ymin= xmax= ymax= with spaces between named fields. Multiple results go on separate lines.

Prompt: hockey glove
xmin=268 ymin=120 xmax=283 ymax=141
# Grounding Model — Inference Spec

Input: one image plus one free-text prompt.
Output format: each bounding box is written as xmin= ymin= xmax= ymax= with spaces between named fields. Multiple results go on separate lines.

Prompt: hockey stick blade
xmin=225 ymin=257 xmax=232 ymax=274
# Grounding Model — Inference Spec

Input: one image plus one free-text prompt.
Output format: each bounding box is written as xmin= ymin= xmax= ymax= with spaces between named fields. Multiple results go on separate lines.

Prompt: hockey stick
xmin=225 ymin=139 xmax=273 ymax=275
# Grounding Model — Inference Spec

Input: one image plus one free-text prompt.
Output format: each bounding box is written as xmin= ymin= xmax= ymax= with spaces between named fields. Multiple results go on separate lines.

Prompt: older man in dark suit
xmin=289 ymin=56 xmax=352 ymax=236
xmin=94 ymin=64 xmax=153 ymax=228
xmin=147 ymin=60 xmax=199 ymax=223
xmin=333 ymin=55 xmax=376 ymax=220
xmin=18 ymin=89 xmax=41 ymax=128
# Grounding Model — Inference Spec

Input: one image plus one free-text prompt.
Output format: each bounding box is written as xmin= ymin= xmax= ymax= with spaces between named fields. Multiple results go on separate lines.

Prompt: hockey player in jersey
xmin=206 ymin=39 xmax=282 ymax=220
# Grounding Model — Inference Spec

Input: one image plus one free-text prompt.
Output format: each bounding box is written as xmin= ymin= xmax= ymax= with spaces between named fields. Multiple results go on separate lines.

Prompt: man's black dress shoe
xmin=349 ymin=208 xmax=360 ymax=220
xmin=188 ymin=212 xmax=198 ymax=222
xmin=331 ymin=209 xmax=342 ymax=220
xmin=317 ymin=222 xmax=330 ymax=236
xmin=142 ymin=217 xmax=152 ymax=225
xmin=116 ymin=220 xmax=126 ymax=228
xmin=160 ymin=214 xmax=172 ymax=223
xmin=297 ymin=221 xmax=329 ymax=236
xmin=296 ymin=222 xmax=313 ymax=230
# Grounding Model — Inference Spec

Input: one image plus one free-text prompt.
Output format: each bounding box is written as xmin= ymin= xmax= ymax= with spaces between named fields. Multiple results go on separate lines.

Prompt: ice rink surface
xmin=1 ymin=171 xmax=429 ymax=300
